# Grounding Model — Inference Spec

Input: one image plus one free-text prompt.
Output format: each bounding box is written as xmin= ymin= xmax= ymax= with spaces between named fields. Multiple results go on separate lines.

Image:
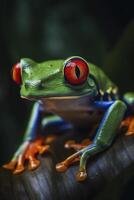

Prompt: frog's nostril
xmin=25 ymin=80 xmax=41 ymax=88
xmin=41 ymin=82 xmax=45 ymax=88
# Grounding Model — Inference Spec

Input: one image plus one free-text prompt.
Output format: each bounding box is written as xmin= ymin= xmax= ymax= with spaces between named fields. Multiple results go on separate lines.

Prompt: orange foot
xmin=56 ymin=138 xmax=92 ymax=181
xmin=121 ymin=115 xmax=134 ymax=136
xmin=3 ymin=135 xmax=57 ymax=174
xmin=56 ymin=152 xmax=87 ymax=181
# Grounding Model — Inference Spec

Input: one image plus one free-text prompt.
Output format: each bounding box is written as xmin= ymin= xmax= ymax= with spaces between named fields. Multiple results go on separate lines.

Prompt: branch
xmin=0 ymin=131 xmax=134 ymax=200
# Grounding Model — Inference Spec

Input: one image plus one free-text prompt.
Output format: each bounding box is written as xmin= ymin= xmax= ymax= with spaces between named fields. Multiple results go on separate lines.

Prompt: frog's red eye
xmin=64 ymin=57 xmax=89 ymax=85
xmin=12 ymin=62 xmax=22 ymax=84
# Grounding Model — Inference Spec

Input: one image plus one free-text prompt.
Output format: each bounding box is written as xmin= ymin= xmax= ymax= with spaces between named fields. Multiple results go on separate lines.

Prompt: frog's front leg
xmin=56 ymin=100 xmax=126 ymax=181
xmin=3 ymin=102 xmax=51 ymax=174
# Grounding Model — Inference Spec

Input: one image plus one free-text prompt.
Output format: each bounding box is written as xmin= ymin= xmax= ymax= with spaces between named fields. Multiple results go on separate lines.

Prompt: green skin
xmin=8 ymin=56 xmax=134 ymax=180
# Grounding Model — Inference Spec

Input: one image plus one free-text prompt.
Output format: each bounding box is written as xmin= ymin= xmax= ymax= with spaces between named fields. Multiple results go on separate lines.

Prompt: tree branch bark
xmin=0 ymin=132 xmax=134 ymax=200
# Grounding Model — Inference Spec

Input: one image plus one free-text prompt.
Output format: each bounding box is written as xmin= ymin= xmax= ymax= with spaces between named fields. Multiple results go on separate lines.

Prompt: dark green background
xmin=0 ymin=0 xmax=134 ymax=199
xmin=0 ymin=0 xmax=133 ymax=169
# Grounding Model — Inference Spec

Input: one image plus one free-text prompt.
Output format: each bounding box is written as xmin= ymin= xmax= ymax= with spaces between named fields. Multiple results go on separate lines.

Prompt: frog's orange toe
xmin=45 ymin=135 xmax=57 ymax=144
xmin=28 ymin=157 xmax=40 ymax=171
xmin=64 ymin=140 xmax=76 ymax=149
xmin=81 ymin=138 xmax=92 ymax=146
xmin=76 ymin=170 xmax=87 ymax=182
xmin=3 ymin=160 xmax=17 ymax=170
xmin=38 ymin=144 xmax=50 ymax=155
xmin=13 ymin=164 xmax=25 ymax=174
xmin=3 ymin=136 xmax=55 ymax=175
xmin=122 ymin=115 xmax=134 ymax=136
xmin=56 ymin=162 xmax=68 ymax=172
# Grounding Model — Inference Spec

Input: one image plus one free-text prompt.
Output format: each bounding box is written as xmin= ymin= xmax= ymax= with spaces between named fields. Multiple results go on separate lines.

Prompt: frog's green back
xmin=88 ymin=62 xmax=118 ymax=93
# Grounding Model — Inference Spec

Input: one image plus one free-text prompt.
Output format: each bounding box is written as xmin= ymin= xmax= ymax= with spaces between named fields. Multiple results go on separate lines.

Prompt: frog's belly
xmin=40 ymin=96 xmax=103 ymax=127
xmin=55 ymin=110 xmax=103 ymax=127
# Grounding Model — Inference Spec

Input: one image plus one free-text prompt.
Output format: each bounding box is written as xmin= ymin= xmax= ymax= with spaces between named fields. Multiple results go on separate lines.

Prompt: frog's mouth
xmin=21 ymin=95 xmax=87 ymax=101
xmin=21 ymin=88 xmax=98 ymax=102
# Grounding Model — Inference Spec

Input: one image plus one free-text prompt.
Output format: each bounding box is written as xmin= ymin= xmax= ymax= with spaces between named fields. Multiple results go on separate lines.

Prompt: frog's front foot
xmin=3 ymin=135 xmax=56 ymax=174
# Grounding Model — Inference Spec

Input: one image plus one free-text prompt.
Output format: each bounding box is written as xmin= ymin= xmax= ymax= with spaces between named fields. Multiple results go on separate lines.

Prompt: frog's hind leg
xmin=122 ymin=116 xmax=134 ymax=135
xmin=56 ymin=100 xmax=126 ymax=181
xmin=122 ymin=92 xmax=134 ymax=135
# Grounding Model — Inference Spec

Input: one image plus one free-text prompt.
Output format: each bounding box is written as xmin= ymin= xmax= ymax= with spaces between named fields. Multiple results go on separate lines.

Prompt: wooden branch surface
xmin=0 ymin=131 xmax=134 ymax=200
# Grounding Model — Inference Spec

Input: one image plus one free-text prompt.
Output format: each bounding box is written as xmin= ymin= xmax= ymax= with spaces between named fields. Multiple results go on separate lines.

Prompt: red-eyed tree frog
xmin=3 ymin=56 xmax=134 ymax=181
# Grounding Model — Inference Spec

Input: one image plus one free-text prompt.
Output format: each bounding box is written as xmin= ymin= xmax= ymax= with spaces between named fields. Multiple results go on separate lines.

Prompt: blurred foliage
xmin=104 ymin=20 xmax=134 ymax=93
xmin=0 ymin=0 xmax=133 ymax=166
xmin=0 ymin=1 xmax=133 ymax=199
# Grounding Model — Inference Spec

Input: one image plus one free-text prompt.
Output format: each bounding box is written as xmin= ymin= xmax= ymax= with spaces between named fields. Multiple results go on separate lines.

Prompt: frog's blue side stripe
xmin=23 ymin=101 xmax=115 ymax=141
xmin=42 ymin=117 xmax=73 ymax=135
xmin=43 ymin=123 xmax=73 ymax=135
xmin=23 ymin=102 xmax=41 ymax=141
xmin=92 ymin=101 xmax=114 ymax=109
xmin=23 ymin=102 xmax=73 ymax=141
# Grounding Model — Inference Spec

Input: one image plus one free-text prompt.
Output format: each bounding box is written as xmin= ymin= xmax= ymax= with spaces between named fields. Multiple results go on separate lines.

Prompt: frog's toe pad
xmin=27 ymin=157 xmax=40 ymax=170
xmin=3 ymin=136 xmax=51 ymax=174
xmin=13 ymin=164 xmax=25 ymax=175
xmin=56 ymin=162 xmax=68 ymax=172
xmin=56 ymin=152 xmax=80 ymax=173
xmin=3 ymin=160 xmax=17 ymax=170
xmin=76 ymin=170 xmax=87 ymax=182
xmin=56 ymin=155 xmax=88 ymax=182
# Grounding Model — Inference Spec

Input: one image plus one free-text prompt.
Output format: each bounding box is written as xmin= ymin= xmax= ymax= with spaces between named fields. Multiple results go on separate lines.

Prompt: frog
xmin=3 ymin=56 xmax=134 ymax=181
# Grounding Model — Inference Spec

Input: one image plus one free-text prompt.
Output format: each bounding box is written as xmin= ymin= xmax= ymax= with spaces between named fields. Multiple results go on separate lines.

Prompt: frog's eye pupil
xmin=12 ymin=62 xmax=22 ymax=85
xmin=64 ymin=57 xmax=89 ymax=85
xmin=75 ymin=66 xmax=80 ymax=78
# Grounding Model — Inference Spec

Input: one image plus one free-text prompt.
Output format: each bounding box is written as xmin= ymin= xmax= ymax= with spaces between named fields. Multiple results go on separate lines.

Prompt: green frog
xmin=3 ymin=56 xmax=134 ymax=181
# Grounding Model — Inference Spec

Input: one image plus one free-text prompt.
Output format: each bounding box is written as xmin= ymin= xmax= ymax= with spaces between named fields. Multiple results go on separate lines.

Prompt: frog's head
xmin=12 ymin=56 xmax=98 ymax=100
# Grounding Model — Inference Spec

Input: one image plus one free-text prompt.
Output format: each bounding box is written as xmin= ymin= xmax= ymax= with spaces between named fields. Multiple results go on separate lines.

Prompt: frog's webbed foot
xmin=56 ymin=142 xmax=106 ymax=182
xmin=56 ymin=139 xmax=92 ymax=182
xmin=56 ymin=145 xmax=94 ymax=182
xmin=3 ymin=135 xmax=57 ymax=174
xmin=64 ymin=139 xmax=92 ymax=151
xmin=121 ymin=115 xmax=134 ymax=135
xmin=56 ymin=139 xmax=92 ymax=178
